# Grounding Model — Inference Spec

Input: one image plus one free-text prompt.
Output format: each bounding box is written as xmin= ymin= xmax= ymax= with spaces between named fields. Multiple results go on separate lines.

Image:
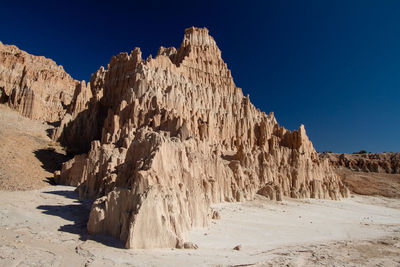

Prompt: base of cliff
xmin=0 ymin=104 xmax=70 ymax=190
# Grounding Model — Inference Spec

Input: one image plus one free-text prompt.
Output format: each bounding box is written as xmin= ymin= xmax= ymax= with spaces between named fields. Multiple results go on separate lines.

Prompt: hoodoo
xmin=52 ymin=27 xmax=349 ymax=248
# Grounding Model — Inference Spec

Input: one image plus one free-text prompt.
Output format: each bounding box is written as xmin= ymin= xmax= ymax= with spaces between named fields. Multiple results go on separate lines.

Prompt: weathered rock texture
xmin=54 ymin=27 xmax=349 ymax=249
xmin=321 ymin=152 xmax=400 ymax=174
xmin=0 ymin=41 xmax=78 ymax=122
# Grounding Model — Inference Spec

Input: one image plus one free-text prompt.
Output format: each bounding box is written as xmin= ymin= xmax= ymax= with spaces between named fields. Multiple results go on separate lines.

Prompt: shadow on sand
xmin=33 ymin=148 xmax=71 ymax=173
xmin=33 ymin=148 xmax=73 ymax=185
xmin=37 ymin=189 xmax=124 ymax=249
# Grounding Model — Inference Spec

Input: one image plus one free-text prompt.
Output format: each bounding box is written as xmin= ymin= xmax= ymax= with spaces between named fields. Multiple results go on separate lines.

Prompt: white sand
xmin=1 ymin=186 xmax=400 ymax=266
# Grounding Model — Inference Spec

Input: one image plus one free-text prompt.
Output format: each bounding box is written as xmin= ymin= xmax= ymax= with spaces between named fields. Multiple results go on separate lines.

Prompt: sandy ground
xmin=0 ymin=104 xmax=69 ymax=190
xmin=0 ymin=186 xmax=400 ymax=266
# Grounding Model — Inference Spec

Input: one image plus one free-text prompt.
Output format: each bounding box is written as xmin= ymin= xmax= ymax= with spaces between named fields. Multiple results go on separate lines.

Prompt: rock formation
xmin=52 ymin=27 xmax=349 ymax=249
xmin=321 ymin=152 xmax=400 ymax=198
xmin=320 ymin=152 xmax=400 ymax=174
xmin=0 ymin=41 xmax=78 ymax=122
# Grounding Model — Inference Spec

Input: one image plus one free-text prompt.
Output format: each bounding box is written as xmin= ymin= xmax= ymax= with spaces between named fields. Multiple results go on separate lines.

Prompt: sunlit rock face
xmin=0 ymin=41 xmax=78 ymax=122
xmin=321 ymin=152 xmax=400 ymax=174
xmin=53 ymin=27 xmax=349 ymax=249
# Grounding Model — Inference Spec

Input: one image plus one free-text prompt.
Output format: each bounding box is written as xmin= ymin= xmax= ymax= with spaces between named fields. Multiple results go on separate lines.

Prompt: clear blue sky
xmin=1 ymin=1 xmax=399 ymax=153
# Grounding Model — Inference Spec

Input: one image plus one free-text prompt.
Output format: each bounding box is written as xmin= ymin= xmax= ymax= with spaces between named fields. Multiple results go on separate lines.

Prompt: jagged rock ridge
xmin=321 ymin=152 xmax=400 ymax=174
xmin=0 ymin=41 xmax=79 ymax=122
xmin=320 ymin=152 xmax=400 ymax=198
xmin=53 ymin=27 xmax=349 ymax=249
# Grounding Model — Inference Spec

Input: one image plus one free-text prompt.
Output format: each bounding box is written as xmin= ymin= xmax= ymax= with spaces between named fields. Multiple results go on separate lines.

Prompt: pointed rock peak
xmin=182 ymin=27 xmax=217 ymax=48
xmin=157 ymin=46 xmax=177 ymax=58
xmin=299 ymin=124 xmax=306 ymax=135
xmin=171 ymin=26 xmax=226 ymax=74
xmin=130 ymin=47 xmax=142 ymax=57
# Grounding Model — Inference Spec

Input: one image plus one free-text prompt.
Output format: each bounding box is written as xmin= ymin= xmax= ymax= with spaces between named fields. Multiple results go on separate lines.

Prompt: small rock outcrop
xmin=0 ymin=41 xmax=79 ymax=122
xmin=52 ymin=27 xmax=349 ymax=249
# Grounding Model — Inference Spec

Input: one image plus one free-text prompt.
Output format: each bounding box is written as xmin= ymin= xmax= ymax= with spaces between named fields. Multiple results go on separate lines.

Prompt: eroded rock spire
xmin=51 ymin=27 xmax=349 ymax=249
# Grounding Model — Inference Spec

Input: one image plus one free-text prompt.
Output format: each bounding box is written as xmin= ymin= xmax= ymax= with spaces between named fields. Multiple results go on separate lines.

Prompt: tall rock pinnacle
xmin=51 ymin=27 xmax=349 ymax=249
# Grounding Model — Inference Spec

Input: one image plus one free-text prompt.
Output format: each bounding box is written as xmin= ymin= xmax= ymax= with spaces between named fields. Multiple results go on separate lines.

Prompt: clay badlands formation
xmin=0 ymin=28 xmax=349 ymax=249
xmin=0 ymin=41 xmax=78 ymax=122
xmin=321 ymin=152 xmax=400 ymax=198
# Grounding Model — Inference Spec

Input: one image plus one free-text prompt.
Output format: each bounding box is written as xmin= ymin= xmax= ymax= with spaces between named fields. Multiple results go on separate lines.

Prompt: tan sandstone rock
xmin=54 ymin=27 xmax=349 ymax=249
xmin=0 ymin=42 xmax=79 ymax=122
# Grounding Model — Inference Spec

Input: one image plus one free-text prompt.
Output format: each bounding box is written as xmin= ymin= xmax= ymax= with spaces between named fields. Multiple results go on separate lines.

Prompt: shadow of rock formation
xmin=37 ymin=189 xmax=123 ymax=248
xmin=45 ymin=121 xmax=61 ymax=139
xmin=33 ymin=148 xmax=72 ymax=173
xmin=53 ymin=101 xmax=107 ymax=155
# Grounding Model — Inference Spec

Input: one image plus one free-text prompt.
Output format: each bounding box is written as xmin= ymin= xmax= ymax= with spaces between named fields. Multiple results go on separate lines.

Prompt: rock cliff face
xmin=0 ymin=41 xmax=78 ymax=122
xmin=321 ymin=153 xmax=400 ymax=174
xmin=53 ymin=27 xmax=349 ymax=249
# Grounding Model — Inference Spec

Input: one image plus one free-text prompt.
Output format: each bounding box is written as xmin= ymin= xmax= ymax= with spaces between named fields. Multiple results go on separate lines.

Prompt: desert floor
xmin=0 ymin=186 xmax=400 ymax=266
xmin=1 ymin=104 xmax=400 ymax=266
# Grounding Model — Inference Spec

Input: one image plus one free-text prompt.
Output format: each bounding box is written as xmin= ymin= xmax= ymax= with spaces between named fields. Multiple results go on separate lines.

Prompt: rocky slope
xmin=321 ymin=152 xmax=400 ymax=174
xmin=321 ymin=152 xmax=400 ymax=197
xmin=51 ymin=27 xmax=349 ymax=249
xmin=0 ymin=104 xmax=69 ymax=190
xmin=0 ymin=41 xmax=79 ymax=122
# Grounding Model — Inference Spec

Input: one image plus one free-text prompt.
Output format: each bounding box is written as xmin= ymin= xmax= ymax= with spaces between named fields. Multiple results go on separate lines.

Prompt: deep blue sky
xmin=1 ymin=1 xmax=399 ymax=153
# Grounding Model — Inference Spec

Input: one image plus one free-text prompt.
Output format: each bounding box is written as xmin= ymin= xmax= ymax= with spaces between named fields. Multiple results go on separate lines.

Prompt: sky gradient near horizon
xmin=1 ymin=1 xmax=399 ymax=153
